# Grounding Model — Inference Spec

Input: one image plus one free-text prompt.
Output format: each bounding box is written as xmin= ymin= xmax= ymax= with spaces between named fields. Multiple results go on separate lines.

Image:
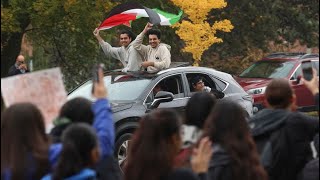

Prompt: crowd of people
xmin=2 ymin=62 xmax=319 ymax=180
xmin=2 ymin=24 xmax=319 ymax=180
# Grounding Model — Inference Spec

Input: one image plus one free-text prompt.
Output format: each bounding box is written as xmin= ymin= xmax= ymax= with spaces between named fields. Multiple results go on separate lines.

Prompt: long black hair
xmin=204 ymin=100 xmax=268 ymax=180
xmin=1 ymin=103 xmax=50 ymax=180
xmin=124 ymin=109 xmax=182 ymax=180
xmin=52 ymin=123 xmax=98 ymax=179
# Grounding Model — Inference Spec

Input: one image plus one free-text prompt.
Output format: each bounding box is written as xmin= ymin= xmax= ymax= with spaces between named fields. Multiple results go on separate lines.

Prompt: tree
xmin=170 ymin=0 xmax=234 ymax=65
xmin=1 ymin=0 xmax=119 ymax=90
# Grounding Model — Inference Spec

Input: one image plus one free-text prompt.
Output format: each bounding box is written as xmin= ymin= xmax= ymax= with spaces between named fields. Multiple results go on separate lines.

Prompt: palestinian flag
xmin=98 ymin=2 xmax=183 ymax=30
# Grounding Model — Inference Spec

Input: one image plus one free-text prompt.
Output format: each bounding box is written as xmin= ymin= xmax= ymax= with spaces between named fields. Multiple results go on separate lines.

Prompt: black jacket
xmin=249 ymin=109 xmax=319 ymax=180
xmin=207 ymin=144 xmax=233 ymax=180
xmin=8 ymin=65 xmax=29 ymax=76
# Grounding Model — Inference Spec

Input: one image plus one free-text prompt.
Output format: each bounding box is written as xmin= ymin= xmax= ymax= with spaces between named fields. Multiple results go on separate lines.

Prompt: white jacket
xmin=132 ymin=32 xmax=171 ymax=73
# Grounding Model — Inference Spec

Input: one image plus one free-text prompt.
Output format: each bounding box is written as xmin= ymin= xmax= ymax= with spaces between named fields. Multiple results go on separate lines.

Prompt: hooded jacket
xmin=249 ymin=109 xmax=319 ymax=180
xmin=132 ymin=32 xmax=171 ymax=73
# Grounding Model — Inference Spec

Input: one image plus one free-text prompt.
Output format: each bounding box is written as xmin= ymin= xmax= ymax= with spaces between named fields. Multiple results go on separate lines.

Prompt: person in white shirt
xmin=132 ymin=23 xmax=171 ymax=73
xmin=93 ymin=28 xmax=144 ymax=72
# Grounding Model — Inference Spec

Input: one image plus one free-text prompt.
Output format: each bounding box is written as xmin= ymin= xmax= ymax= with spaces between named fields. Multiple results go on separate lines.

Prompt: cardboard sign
xmin=1 ymin=68 xmax=67 ymax=130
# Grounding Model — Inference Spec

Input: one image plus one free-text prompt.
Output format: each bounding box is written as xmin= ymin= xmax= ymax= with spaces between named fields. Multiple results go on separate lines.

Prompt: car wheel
xmin=115 ymin=133 xmax=132 ymax=171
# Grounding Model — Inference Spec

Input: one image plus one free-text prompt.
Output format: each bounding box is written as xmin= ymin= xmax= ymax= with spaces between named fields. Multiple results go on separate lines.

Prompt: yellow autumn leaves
xmin=171 ymin=0 xmax=234 ymax=65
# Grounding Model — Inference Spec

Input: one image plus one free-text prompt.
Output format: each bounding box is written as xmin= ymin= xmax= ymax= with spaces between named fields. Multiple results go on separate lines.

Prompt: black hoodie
xmin=249 ymin=109 xmax=319 ymax=180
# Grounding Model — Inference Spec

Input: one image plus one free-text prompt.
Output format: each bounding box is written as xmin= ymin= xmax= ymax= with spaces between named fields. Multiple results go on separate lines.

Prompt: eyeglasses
xmin=197 ymin=81 xmax=204 ymax=85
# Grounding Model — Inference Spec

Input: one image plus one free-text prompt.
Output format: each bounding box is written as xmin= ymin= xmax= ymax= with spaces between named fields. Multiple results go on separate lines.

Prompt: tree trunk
xmin=1 ymin=32 xmax=24 ymax=78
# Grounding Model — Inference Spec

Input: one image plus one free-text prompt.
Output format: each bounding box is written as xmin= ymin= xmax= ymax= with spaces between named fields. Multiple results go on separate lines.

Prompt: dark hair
xmin=52 ymin=123 xmax=98 ymax=180
xmin=124 ymin=109 xmax=181 ymax=180
xmin=1 ymin=103 xmax=50 ymax=180
xmin=50 ymin=98 xmax=94 ymax=143
xmin=191 ymin=76 xmax=202 ymax=86
xmin=185 ymin=92 xmax=217 ymax=129
xmin=265 ymin=78 xmax=293 ymax=109
xmin=204 ymin=100 xmax=267 ymax=180
xmin=120 ymin=29 xmax=136 ymax=41
xmin=146 ymin=29 xmax=161 ymax=39
xmin=59 ymin=97 xmax=94 ymax=124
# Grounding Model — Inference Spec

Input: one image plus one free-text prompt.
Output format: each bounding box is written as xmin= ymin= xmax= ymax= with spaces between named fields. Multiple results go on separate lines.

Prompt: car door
xmin=290 ymin=64 xmax=315 ymax=109
xmin=145 ymin=74 xmax=188 ymax=114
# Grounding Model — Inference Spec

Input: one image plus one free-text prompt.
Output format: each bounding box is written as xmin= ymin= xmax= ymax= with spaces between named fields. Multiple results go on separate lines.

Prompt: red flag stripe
xmin=98 ymin=13 xmax=137 ymax=30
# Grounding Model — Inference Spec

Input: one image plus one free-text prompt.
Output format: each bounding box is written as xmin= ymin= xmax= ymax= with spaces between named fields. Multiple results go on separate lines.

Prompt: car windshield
xmin=68 ymin=74 xmax=152 ymax=101
xmin=239 ymin=61 xmax=295 ymax=78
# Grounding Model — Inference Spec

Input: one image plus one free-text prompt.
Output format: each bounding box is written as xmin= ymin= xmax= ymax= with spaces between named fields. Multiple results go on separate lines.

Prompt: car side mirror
xmin=150 ymin=91 xmax=174 ymax=109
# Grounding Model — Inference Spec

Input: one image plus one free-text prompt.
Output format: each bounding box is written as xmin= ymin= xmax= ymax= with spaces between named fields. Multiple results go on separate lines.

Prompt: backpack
xmin=256 ymin=124 xmax=290 ymax=179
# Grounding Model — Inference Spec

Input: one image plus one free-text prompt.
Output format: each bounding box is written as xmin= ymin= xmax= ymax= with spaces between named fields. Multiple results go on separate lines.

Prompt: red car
xmin=235 ymin=52 xmax=319 ymax=113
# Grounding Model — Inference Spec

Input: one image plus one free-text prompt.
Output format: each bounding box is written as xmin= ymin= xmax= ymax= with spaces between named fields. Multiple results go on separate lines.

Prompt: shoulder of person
xmin=159 ymin=43 xmax=171 ymax=51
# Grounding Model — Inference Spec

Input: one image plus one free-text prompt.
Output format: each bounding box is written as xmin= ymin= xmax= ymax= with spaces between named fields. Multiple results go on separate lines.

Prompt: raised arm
xmin=131 ymin=23 xmax=151 ymax=56
xmin=93 ymin=28 xmax=122 ymax=61
xmin=92 ymin=67 xmax=115 ymax=158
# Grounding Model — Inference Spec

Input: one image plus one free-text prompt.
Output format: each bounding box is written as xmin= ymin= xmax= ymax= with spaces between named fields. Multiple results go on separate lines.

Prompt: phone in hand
xmin=91 ymin=63 xmax=105 ymax=93
xmin=301 ymin=61 xmax=313 ymax=81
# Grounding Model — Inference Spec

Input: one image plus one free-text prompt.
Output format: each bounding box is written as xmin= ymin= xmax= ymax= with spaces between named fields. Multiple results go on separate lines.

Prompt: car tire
xmin=115 ymin=133 xmax=132 ymax=171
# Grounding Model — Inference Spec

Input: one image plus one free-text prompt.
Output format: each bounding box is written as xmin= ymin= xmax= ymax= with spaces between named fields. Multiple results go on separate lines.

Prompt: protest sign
xmin=1 ymin=68 xmax=67 ymax=131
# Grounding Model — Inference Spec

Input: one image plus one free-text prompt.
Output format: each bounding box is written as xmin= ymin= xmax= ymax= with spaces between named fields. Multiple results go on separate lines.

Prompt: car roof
xmin=106 ymin=65 xmax=231 ymax=80
xmin=69 ymin=62 xmax=233 ymax=94
xmin=261 ymin=52 xmax=319 ymax=62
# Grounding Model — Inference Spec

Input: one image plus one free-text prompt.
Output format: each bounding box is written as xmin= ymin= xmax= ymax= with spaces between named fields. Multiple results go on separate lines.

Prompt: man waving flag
xmin=98 ymin=2 xmax=183 ymax=30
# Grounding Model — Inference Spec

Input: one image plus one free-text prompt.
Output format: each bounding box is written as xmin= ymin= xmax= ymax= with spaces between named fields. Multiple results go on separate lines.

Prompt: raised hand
xmin=143 ymin=22 xmax=153 ymax=33
xmin=191 ymin=137 xmax=213 ymax=173
xmin=92 ymin=67 xmax=107 ymax=99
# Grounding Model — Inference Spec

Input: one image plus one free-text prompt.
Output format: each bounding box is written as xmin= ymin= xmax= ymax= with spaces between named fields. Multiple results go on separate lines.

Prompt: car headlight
xmin=247 ymin=87 xmax=266 ymax=95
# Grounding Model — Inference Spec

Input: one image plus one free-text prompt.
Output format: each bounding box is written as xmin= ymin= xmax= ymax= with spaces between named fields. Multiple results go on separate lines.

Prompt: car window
xmin=290 ymin=66 xmax=302 ymax=80
xmin=312 ymin=61 xmax=319 ymax=75
xmin=68 ymin=75 xmax=151 ymax=101
xmin=186 ymin=73 xmax=217 ymax=92
xmin=211 ymin=76 xmax=227 ymax=91
xmin=239 ymin=61 xmax=295 ymax=78
xmin=146 ymin=75 xmax=184 ymax=103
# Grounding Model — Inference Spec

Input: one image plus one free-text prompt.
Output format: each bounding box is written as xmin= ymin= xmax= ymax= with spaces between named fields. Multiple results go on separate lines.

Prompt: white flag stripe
xmin=121 ymin=9 xmax=149 ymax=17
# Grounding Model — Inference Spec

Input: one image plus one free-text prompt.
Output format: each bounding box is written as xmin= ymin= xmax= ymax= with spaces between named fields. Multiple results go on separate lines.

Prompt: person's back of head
xmin=185 ymin=92 xmax=217 ymax=129
xmin=124 ymin=109 xmax=182 ymax=180
xmin=265 ymin=78 xmax=294 ymax=109
xmin=52 ymin=123 xmax=99 ymax=180
xmin=59 ymin=97 xmax=94 ymax=124
xmin=1 ymin=103 xmax=49 ymax=180
xmin=204 ymin=100 xmax=267 ymax=180
xmin=50 ymin=97 xmax=94 ymax=143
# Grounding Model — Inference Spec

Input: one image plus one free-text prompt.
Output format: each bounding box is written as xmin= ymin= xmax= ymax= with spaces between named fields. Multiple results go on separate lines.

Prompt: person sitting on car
xmin=191 ymin=76 xmax=224 ymax=99
xmin=93 ymin=28 xmax=144 ymax=72
xmin=132 ymin=23 xmax=171 ymax=73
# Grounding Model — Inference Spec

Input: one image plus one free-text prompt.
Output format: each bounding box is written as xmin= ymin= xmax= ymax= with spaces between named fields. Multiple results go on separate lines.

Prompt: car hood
xmin=110 ymin=101 xmax=134 ymax=113
xmin=234 ymin=76 xmax=271 ymax=91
